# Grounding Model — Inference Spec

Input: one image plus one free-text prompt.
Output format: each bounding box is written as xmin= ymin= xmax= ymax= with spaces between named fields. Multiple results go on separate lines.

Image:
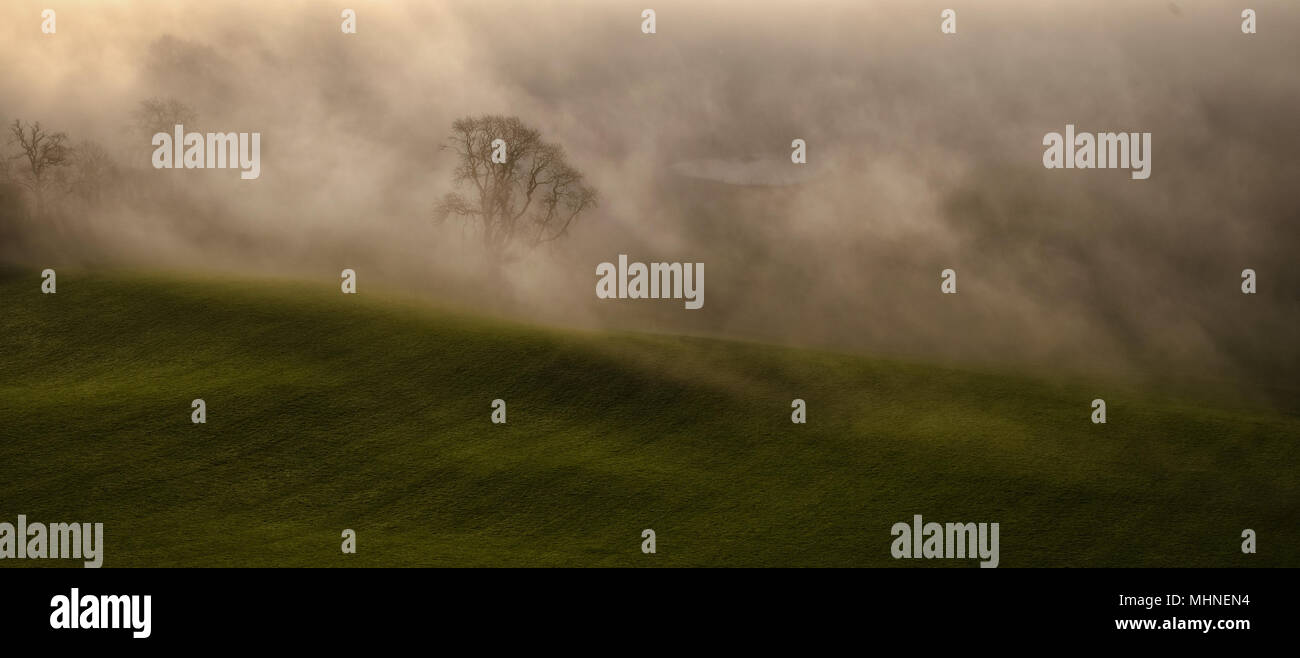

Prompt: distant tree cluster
xmin=4 ymin=105 xmax=594 ymax=273
xmin=0 ymin=97 xmax=198 ymax=236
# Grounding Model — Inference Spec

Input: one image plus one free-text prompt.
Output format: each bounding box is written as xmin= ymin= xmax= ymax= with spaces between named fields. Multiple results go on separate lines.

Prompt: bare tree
xmin=132 ymin=97 xmax=198 ymax=137
xmin=434 ymin=115 xmax=597 ymax=263
xmin=8 ymin=120 xmax=71 ymax=220
xmin=129 ymin=98 xmax=197 ymax=196
xmin=67 ymin=140 xmax=119 ymax=206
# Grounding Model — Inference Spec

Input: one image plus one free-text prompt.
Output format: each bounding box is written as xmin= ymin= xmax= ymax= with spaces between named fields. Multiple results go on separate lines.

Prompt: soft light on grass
xmin=0 ymin=270 xmax=1295 ymax=567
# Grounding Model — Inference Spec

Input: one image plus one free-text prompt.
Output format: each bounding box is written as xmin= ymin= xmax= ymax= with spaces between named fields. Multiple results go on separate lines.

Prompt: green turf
xmin=0 ymin=269 xmax=1295 ymax=567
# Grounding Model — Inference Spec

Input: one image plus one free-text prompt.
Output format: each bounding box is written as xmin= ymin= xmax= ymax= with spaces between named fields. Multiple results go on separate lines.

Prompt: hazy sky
xmin=2 ymin=0 xmax=1296 ymax=397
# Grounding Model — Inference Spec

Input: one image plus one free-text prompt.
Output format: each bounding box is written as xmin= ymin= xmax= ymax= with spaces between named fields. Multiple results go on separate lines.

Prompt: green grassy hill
xmin=1 ymin=270 xmax=1296 ymax=567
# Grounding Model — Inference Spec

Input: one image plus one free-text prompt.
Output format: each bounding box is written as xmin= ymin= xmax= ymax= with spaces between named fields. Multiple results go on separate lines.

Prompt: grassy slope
xmin=0 ymin=270 xmax=1296 ymax=567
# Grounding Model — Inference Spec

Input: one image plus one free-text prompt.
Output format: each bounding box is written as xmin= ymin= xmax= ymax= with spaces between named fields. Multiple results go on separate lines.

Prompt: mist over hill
xmin=1 ymin=0 xmax=1296 ymax=396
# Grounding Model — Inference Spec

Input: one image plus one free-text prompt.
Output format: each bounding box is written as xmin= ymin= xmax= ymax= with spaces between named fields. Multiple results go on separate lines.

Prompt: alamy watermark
xmin=151 ymin=124 xmax=261 ymax=180
xmin=50 ymin=588 xmax=151 ymax=639
xmin=0 ymin=514 xmax=103 ymax=567
xmin=596 ymin=255 xmax=704 ymax=309
xmin=891 ymin=514 xmax=999 ymax=568
xmin=1043 ymin=124 xmax=1151 ymax=180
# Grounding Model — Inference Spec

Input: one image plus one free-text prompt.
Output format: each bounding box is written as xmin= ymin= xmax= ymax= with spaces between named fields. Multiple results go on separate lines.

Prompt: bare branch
xmin=434 ymin=115 xmax=597 ymax=261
